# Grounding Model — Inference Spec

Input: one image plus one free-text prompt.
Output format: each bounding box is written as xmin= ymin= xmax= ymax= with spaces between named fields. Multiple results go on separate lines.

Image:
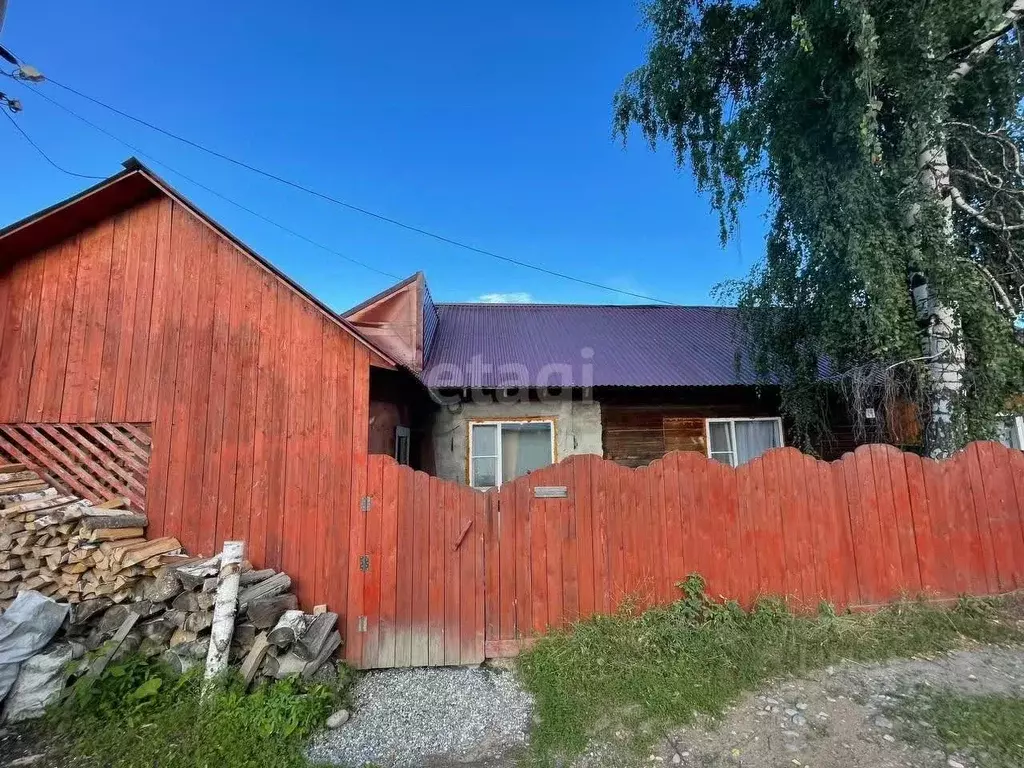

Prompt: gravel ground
xmin=575 ymin=646 xmax=1024 ymax=768
xmin=308 ymin=666 xmax=534 ymax=768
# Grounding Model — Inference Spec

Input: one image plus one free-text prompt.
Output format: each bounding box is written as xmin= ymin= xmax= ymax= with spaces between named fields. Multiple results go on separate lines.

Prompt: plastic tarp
xmin=4 ymin=641 xmax=73 ymax=722
xmin=0 ymin=591 xmax=69 ymax=702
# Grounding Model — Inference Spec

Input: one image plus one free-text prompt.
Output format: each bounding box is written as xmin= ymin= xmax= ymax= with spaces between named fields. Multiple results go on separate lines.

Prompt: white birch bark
xmin=203 ymin=540 xmax=245 ymax=686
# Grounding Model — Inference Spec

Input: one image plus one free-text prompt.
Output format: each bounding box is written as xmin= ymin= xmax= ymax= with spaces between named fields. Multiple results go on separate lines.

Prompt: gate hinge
xmin=360 ymin=495 xmax=372 ymax=512
xmin=359 ymin=554 xmax=370 ymax=572
xmin=357 ymin=616 xmax=367 ymax=632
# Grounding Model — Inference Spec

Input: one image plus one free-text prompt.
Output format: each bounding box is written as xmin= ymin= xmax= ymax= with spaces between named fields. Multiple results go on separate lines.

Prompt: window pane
xmin=709 ymin=452 xmax=734 ymax=467
xmin=501 ymin=422 xmax=553 ymax=482
xmin=708 ymin=422 xmax=733 ymax=455
xmin=471 ymin=424 xmax=497 ymax=456
xmin=471 ymin=457 xmax=498 ymax=488
xmin=734 ymin=420 xmax=781 ymax=465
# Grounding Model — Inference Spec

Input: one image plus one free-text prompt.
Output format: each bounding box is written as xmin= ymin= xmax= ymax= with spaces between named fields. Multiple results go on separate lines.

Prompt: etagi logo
xmin=424 ymin=347 xmax=595 ymax=408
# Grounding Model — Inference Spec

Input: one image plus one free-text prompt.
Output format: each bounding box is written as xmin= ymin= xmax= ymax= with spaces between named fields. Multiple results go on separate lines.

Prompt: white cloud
xmin=474 ymin=292 xmax=535 ymax=304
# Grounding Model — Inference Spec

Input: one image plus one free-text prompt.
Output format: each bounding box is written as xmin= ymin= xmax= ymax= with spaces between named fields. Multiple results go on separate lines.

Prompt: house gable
xmin=343 ymin=271 xmax=429 ymax=371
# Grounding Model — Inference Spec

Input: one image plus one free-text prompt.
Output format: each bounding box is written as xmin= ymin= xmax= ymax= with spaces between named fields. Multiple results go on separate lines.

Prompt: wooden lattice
xmin=0 ymin=423 xmax=151 ymax=511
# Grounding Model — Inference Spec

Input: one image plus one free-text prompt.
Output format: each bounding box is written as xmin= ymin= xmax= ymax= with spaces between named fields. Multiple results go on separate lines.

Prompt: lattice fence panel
xmin=0 ymin=423 xmax=151 ymax=511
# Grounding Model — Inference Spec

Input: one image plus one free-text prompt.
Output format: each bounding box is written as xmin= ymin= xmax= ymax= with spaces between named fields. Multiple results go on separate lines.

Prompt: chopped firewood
xmin=268 ymin=610 xmax=308 ymax=648
xmin=239 ymin=632 xmax=271 ymax=687
xmin=246 ymin=592 xmax=298 ymax=629
xmin=238 ymin=568 xmax=276 ymax=587
xmin=295 ymin=612 xmax=338 ymax=661
xmin=301 ymin=631 xmax=342 ymax=680
xmin=89 ymin=527 xmax=145 ymax=542
xmin=88 ymin=613 xmax=140 ymax=678
xmin=80 ymin=513 xmax=148 ymax=531
xmin=173 ymin=557 xmax=220 ymax=590
xmin=118 ymin=538 xmax=182 ymax=569
xmin=238 ymin=572 xmax=291 ymax=607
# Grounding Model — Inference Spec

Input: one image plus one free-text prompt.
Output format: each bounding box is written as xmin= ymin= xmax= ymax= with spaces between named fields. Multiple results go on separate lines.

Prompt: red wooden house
xmin=0 ymin=158 xmax=398 ymax=610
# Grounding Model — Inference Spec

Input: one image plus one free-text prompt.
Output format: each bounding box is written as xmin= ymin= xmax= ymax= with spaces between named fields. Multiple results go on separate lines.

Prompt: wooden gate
xmin=346 ymin=454 xmax=485 ymax=669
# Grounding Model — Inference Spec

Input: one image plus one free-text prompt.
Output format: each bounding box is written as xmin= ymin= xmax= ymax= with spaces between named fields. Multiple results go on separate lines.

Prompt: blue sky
xmin=1 ymin=1 xmax=769 ymax=311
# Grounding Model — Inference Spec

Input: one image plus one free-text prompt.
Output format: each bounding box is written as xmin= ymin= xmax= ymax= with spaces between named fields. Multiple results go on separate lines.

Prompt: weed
xmin=517 ymin=574 xmax=1022 ymax=764
xmin=48 ymin=655 xmax=348 ymax=768
xmin=898 ymin=692 xmax=1024 ymax=768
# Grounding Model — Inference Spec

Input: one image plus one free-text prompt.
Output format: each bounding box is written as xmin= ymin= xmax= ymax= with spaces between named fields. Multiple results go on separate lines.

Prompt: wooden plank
xmin=181 ymin=227 xmax=219 ymax=557
xmin=593 ymin=453 xmax=612 ymax=613
xmin=574 ymin=455 xmax=596 ymax=620
xmin=483 ymin=487 xmax=500 ymax=650
xmin=328 ymin=337 xmax=355 ymax=624
xmin=36 ymin=238 xmax=82 ymax=422
xmin=393 ymin=463 xmax=415 ymax=667
xmin=442 ymin=477 xmax=460 ymax=664
xmin=312 ymin=323 xmax=337 ymax=606
xmin=344 ymin=358 xmax=369 ymax=667
xmin=0 ymin=253 xmax=46 ymax=422
xmin=458 ymin=486 xmax=477 ymax=663
xmin=299 ymin=308 xmax=324 ymax=606
xmin=1007 ymin=446 xmax=1024 ymax=588
xmin=974 ymin=442 xmax=1020 ymax=590
xmin=510 ymin=481 xmax=530 ymax=640
xmin=960 ymin=445 xmax=997 ymax=594
xmin=159 ymin=202 xmax=204 ymax=548
xmin=204 ymin=240 xmax=238 ymax=555
xmin=247 ymin=275 xmax=277 ymax=570
xmin=868 ymin=445 xmax=903 ymax=599
xmin=139 ymin=197 xmax=174 ymax=419
xmin=378 ymin=459 xmax=399 ymax=668
xmin=361 ymin=456 xmax=383 ymax=668
xmin=410 ymin=469 xmax=430 ymax=667
xmin=13 ymin=426 xmax=111 ymax=502
xmin=545 ymin=468 xmax=565 ymax=630
xmin=119 ymin=199 xmax=158 ymax=422
xmin=561 ymin=463 xmax=580 ymax=623
xmin=78 ymin=220 xmax=115 ymax=422
xmin=885 ymin=446 xmax=921 ymax=594
xmin=347 ymin=346 xmax=370 ymax=665
xmin=78 ymin=424 xmax=149 ymax=478
xmin=851 ymin=447 xmax=884 ymax=604
xmin=903 ymin=453 xmax=935 ymax=595
xmin=528 ymin=477 xmax=547 ymax=637
xmin=920 ymin=456 xmax=957 ymax=597
xmin=474 ymin=489 xmax=487 ymax=661
xmin=95 ymin=211 xmax=131 ymax=422
xmin=426 ymin=477 xmax=445 ymax=665
xmin=52 ymin=425 xmax=145 ymax=496
xmin=25 ymin=243 xmax=69 ymax=422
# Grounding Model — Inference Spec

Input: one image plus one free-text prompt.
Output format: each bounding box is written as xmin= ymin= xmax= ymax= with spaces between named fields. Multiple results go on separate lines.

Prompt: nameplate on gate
xmin=534 ymin=486 xmax=568 ymax=499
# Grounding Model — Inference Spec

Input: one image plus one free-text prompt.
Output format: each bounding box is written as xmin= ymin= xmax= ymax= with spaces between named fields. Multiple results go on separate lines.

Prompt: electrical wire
xmin=2 ymin=106 xmax=105 ymax=181
xmin=32 ymin=73 xmax=675 ymax=305
xmin=15 ymin=82 xmax=403 ymax=281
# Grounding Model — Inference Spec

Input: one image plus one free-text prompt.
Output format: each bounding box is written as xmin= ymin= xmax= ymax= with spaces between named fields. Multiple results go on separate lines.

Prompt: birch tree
xmin=616 ymin=0 xmax=1024 ymax=457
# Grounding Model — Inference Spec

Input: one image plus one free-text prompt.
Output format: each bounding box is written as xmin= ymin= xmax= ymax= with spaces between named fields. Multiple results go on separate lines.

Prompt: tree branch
xmin=958 ymin=258 xmax=1019 ymax=318
xmin=949 ymin=0 xmax=1024 ymax=85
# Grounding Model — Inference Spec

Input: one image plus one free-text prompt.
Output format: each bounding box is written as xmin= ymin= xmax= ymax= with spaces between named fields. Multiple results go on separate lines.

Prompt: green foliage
xmin=615 ymin=0 xmax=1024 ymax=453
xmin=898 ymin=692 xmax=1024 ymax=768
xmin=517 ymin=574 xmax=1022 ymax=764
xmin=49 ymin=656 xmax=344 ymax=768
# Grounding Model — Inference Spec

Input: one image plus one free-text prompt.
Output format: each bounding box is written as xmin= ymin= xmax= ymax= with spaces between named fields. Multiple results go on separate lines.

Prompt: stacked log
xmin=0 ymin=464 xmax=186 ymax=606
xmin=0 ymin=464 xmax=340 ymax=684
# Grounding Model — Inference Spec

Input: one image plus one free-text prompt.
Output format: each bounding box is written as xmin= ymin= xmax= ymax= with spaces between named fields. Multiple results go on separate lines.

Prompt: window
xmin=997 ymin=415 xmax=1024 ymax=450
xmin=706 ymin=417 xmax=783 ymax=467
xmin=469 ymin=421 xmax=554 ymax=488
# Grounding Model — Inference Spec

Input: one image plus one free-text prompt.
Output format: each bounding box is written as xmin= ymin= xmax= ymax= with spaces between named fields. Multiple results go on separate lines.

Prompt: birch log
xmin=203 ymin=540 xmax=245 ymax=684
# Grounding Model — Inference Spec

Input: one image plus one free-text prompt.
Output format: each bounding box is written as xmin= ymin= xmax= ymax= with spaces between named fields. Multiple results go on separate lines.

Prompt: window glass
xmin=708 ymin=421 xmax=735 ymax=465
xmin=471 ymin=457 xmax=498 ymax=488
xmin=472 ymin=424 xmax=498 ymax=456
xmin=997 ymin=416 xmax=1023 ymax=450
xmin=734 ymin=420 xmax=781 ymax=464
xmin=501 ymin=422 xmax=553 ymax=482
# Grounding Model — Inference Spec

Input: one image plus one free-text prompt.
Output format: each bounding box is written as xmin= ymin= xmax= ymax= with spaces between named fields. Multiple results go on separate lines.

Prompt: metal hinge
xmin=357 ymin=616 xmax=368 ymax=632
xmin=360 ymin=496 xmax=372 ymax=512
xmin=359 ymin=554 xmax=370 ymax=572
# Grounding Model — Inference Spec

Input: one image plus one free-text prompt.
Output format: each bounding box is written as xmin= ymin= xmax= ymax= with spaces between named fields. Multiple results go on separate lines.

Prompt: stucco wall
xmin=431 ymin=398 xmax=602 ymax=485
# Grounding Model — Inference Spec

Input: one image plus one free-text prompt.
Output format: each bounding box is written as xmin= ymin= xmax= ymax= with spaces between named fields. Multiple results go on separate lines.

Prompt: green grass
xmin=517 ymin=575 xmax=1022 ymax=764
xmin=898 ymin=692 xmax=1024 ymax=768
xmin=47 ymin=654 xmax=350 ymax=768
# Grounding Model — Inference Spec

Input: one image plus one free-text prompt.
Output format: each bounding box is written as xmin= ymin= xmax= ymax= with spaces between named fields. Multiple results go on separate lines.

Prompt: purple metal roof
xmin=421 ymin=304 xmax=768 ymax=388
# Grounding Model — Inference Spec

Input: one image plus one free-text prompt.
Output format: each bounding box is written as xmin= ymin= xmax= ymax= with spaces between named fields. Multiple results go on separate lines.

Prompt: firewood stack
xmin=0 ymin=463 xmax=186 ymax=607
xmin=0 ymin=463 xmax=341 ymax=684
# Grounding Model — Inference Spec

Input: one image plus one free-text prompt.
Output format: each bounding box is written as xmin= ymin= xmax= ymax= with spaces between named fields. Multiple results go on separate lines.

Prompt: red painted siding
xmin=0 ymin=195 xmax=372 ymax=612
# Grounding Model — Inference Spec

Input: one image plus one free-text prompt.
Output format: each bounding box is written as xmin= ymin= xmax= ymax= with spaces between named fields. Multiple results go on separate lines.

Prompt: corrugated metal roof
xmin=421 ymin=303 xmax=769 ymax=388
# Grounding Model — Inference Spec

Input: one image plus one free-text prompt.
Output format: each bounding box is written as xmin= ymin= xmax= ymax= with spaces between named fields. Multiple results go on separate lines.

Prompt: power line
xmin=30 ymin=73 xmax=674 ymax=305
xmin=2 ymin=106 xmax=104 ymax=181
xmin=14 ymin=81 xmax=403 ymax=281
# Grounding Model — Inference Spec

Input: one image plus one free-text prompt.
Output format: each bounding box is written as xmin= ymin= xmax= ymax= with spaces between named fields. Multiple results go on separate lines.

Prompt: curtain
xmin=501 ymin=423 xmax=552 ymax=482
xmin=734 ymin=420 xmax=780 ymax=465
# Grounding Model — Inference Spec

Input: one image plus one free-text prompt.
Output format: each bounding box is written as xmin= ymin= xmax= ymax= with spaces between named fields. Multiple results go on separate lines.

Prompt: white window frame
xmin=999 ymin=414 xmax=1024 ymax=450
xmin=468 ymin=419 xmax=556 ymax=488
xmin=705 ymin=417 xmax=784 ymax=467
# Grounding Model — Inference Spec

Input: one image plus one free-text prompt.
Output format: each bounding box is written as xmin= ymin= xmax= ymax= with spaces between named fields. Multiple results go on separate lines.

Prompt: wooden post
xmin=203 ymin=540 xmax=245 ymax=686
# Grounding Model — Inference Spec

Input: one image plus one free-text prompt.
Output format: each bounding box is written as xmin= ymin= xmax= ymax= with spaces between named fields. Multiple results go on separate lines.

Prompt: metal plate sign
xmin=534 ymin=486 xmax=568 ymax=499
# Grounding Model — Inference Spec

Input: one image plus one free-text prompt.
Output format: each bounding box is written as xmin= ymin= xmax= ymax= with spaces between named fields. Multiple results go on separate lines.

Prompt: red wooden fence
xmin=347 ymin=442 xmax=1024 ymax=669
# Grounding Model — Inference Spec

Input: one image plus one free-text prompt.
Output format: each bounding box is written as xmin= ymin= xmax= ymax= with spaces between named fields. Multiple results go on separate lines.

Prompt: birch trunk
xmin=203 ymin=540 xmax=245 ymax=685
